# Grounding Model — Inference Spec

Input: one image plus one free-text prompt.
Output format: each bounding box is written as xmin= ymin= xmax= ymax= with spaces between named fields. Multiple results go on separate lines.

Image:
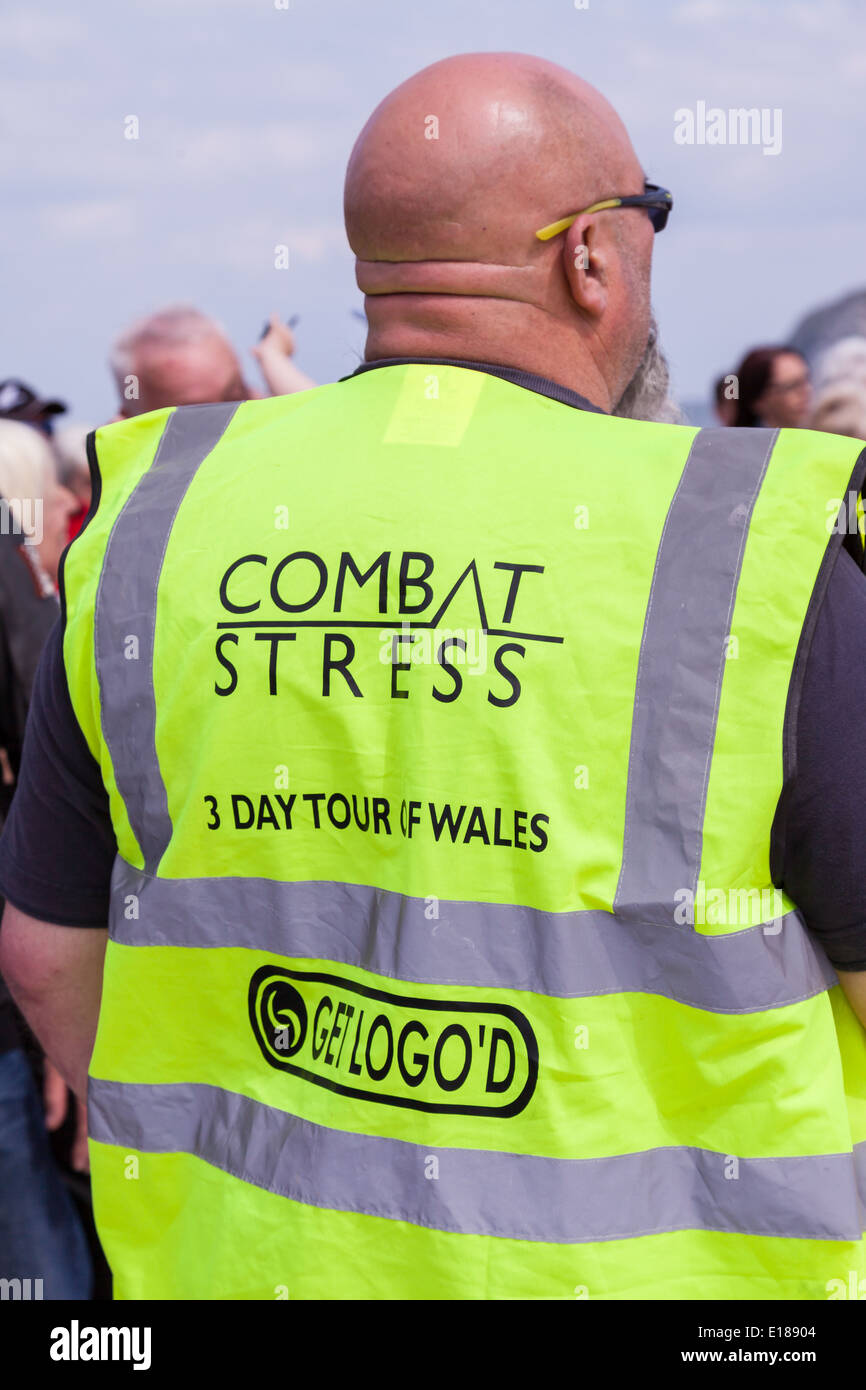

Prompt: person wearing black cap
xmin=0 ymin=380 xmax=68 ymax=437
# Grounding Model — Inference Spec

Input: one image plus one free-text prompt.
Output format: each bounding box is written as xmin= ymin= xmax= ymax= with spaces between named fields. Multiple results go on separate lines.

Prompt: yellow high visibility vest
xmin=61 ymin=364 xmax=866 ymax=1298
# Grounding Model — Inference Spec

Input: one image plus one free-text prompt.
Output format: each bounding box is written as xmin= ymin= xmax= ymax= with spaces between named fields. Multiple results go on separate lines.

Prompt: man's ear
xmin=563 ymin=216 xmax=608 ymax=319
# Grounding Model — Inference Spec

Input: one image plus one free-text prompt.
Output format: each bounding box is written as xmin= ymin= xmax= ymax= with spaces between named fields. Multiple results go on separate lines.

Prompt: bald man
xmin=347 ymin=53 xmax=678 ymax=421
xmin=3 ymin=54 xmax=866 ymax=1302
xmin=109 ymin=304 xmax=315 ymax=417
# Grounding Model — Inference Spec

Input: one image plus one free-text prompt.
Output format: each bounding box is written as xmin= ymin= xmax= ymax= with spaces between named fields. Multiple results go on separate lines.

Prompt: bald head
xmin=110 ymin=305 xmax=253 ymax=418
xmin=345 ymin=53 xmax=656 ymax=410
xmin=347 ymin=52 xmax=638 ymax=263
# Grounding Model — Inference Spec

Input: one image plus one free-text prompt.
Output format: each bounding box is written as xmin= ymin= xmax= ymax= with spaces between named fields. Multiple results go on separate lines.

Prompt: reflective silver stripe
xmin=111 ymin=859 xmax=836 ymax=1014
xmin=87 ymin=1077 xmax=866 ymax=1244
xmin=614 ymin=427 xmax=777 ymax=925
xmin=96 ymin=417 xmax=793 ymax=955
xmin=94 ymin=403 xmax=239 ymax=873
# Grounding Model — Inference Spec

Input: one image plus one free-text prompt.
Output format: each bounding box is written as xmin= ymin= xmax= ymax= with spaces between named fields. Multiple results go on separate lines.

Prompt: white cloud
xmin=0 ymin=9 xmax=87 ymax=58
xmin=0 ymin=106 xmax=341 ymax=185
xmin=177 ymin=122 xmax=334 ymax=176
xmin=40 ymin=198 xmax=136 ymax=241
xmin=670 ymin=0 xmax=749 ymax=23
xmin=164 ymin=217 xmax=347 ymax=270
xmin=787 ymin=0 xmax=851 ymax=32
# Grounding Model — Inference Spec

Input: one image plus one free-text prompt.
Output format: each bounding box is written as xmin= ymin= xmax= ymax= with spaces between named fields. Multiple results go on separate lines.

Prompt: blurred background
xmin=2 ymin=0 xmax=865 ymax=425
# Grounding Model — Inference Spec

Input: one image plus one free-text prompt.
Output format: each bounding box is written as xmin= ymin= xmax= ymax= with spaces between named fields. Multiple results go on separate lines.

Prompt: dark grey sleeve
xmin=0 ymin=533 xmax=59 ymax=780
xmin=776 ymin=545 xmax=866 ymax=969
xmin=0 ymin=620 xmax=116 ymax=926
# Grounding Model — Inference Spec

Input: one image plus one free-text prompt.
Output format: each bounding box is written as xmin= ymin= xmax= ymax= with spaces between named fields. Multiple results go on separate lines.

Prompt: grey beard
xmin=614 ymin=315 xmax=683 ymax=424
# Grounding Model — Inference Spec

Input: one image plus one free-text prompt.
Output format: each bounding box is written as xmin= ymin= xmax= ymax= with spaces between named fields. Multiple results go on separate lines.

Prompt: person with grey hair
xmin=814 ymin=335 xmax=866 ymax=392
xmin=0 ymin=420 xmax=75 ymax=592
xmin=0 ymin=420 xmax=90 ymax=1299
xmin=811 ymin=386 xmax=866 ymax=441
xmin=109 ymin=303 xmax=315 ymax=417
xmin=808 ymin=336 xmax=866 ymax=441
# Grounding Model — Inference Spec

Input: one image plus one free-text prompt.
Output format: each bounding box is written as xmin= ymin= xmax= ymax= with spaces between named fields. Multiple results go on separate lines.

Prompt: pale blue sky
xmin=2 ymin=0 xmax=864 ymax=423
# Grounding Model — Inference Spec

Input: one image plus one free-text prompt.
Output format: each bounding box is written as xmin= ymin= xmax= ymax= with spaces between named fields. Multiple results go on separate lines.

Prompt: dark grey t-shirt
xmin=0 ymin=528 xmax=61 ymax=1054
xmin=1 ymin=360 xmax=866 ymax=969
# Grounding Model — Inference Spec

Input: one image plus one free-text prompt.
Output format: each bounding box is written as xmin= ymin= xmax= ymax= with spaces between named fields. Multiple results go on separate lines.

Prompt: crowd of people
xmin=2 ymin=288 xmax=866 ymax=1298
xmin=0 ymin=305 xmax=316 ymax=1298
xmin=714 ymin=338 xmax=866 ymax=437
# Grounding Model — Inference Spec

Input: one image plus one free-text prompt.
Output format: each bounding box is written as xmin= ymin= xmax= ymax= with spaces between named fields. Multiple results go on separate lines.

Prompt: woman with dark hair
xmin=732 ymin=345 xmax=811 ymax=428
